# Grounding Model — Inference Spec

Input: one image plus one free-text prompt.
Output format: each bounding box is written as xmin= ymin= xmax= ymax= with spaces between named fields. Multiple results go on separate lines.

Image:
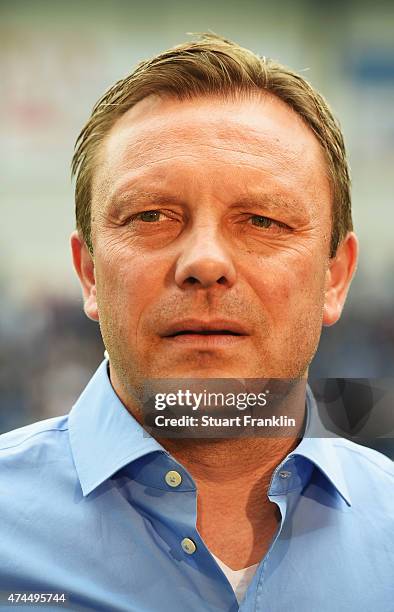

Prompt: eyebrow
xmin=107 ymin=186 xmax=306 ymax=217
xmin=229 ymin=193 xmax=305 ymax=215
xmin=107 ymin=188 xmax=185 ymax=213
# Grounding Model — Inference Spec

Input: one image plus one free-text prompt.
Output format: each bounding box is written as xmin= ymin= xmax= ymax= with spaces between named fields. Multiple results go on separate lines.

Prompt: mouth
xmin=161 ymin=320 xmax=249 ymax=346
xmin=170 ymin=329 xmax=242 ymax=336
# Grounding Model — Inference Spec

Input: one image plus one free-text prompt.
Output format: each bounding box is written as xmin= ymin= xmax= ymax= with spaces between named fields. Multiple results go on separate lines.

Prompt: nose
xmin=174 ymin=224 xmax=236 ymax=289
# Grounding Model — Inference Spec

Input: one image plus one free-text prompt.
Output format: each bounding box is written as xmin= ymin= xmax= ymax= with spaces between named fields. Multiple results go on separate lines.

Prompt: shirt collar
xmin=288 ymin=385 xmax=352 ymax=506
xmin=69 ymin=359 xmax=166 ymax=496
xmin=69 ymin=360 xmax=351 ymax=506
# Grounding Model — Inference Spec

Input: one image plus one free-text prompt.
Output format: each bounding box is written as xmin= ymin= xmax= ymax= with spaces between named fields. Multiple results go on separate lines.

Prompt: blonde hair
xmin=72 ymin=33 xmax=352 ymax=257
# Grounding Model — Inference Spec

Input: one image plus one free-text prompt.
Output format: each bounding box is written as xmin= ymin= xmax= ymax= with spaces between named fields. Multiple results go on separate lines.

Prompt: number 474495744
xmin=7 ymin=593 xmax=67 ymax=604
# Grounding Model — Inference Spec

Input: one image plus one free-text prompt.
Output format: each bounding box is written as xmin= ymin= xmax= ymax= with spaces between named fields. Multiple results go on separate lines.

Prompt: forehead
xmin=93 ymin=92 xmax=330 ymax=208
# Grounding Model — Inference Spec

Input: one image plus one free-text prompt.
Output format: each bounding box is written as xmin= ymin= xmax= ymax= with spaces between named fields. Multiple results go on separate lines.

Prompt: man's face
xmin=79 ymin=93 xmax=337 ymax=398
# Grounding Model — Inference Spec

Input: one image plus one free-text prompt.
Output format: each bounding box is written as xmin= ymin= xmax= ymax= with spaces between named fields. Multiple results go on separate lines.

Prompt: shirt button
xmin=165 ymin=470 xmax=182 ymax=488
xmin=279 ymin=470 xmax=292 ymax=479
xmin=181 ymin=538 xmax=197 ymax=555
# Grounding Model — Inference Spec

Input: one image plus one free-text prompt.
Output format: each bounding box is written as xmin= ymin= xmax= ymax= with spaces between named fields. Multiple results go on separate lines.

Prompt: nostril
xmin=185 ymin=275 xmax=228 ymax=286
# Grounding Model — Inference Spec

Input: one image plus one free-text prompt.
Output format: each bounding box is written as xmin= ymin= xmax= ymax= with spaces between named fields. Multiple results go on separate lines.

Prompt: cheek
xmin=245 ymin=251 xmax=327 ymax=323
xmin=95 ymin=250 xmax=163 ymax=328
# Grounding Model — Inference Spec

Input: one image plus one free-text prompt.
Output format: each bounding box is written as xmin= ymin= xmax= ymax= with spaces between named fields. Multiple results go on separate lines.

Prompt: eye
xmin=137 ymin=210 xmax=163 ymax=222
xmin=245 ymin=214 xmax=291 ymax=234
xmin=250 ymin=215 xmax=275 ymax=228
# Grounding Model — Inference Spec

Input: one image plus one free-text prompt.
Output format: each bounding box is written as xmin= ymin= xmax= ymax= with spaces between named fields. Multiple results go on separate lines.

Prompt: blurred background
xmin=0 ymin=0 xmax=393 ymax=456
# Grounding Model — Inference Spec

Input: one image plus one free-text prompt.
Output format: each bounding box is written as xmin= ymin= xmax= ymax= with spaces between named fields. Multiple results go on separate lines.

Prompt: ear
xmin=70 ymin=230 xmax=99 ymax=322
xmin=323 ymin=231 xmax=359 ymax=327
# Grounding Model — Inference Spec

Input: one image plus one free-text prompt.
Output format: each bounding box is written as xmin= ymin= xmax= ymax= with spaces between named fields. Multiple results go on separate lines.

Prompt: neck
xmin=155 ymin=380 xmax=307 ymax=484
xmin=156 ymin=435 xmax=303 ymax=484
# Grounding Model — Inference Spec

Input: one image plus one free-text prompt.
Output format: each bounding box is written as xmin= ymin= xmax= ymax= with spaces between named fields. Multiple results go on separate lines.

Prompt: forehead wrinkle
xmin=100 ymin=89 xmax=330 ymax=175
xmin=106 ymin=121 xmax=312 ymax=167
xmin=99 ymin=117 xmax=329 ymax=196
xmin=105 ymin=154 xmax=309 ymax=202
xmin=101 ymin=139 xmax=315 ymax=200
xmin=98 ymin=93 xmax=328 ymax=175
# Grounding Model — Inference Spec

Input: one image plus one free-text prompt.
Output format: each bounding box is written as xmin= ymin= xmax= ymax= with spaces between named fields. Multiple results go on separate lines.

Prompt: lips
xmin=172 ymin=329 xmax=240 ymax=336
xmin=161 ymin=319 xmax=249 ymax=337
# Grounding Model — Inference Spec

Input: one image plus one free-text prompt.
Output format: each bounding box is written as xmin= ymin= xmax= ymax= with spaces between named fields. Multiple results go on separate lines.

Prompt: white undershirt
xmin=212 ymin=553 xmax=259 ymax=604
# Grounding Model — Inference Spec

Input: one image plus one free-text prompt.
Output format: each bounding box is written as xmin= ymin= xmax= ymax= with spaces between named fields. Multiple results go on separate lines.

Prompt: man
xmin=0 ymin=34 xmax=392 ymax=611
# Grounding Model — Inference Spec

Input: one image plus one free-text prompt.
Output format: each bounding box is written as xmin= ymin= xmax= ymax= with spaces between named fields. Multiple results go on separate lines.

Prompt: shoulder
xmin=332 ymin=437 xmax=393 ymax=474
xmin=0 ymin=415 xmax=70 ymax=464
xmin=332 ymin=437 xmax=393 ymax=509
xmin=0 ymin=417 xmax=78 ymax=575
xmin=0 ymin=415 xmax=76 ymax=522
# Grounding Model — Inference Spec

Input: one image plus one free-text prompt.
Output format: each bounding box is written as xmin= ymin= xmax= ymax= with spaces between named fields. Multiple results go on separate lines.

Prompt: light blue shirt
xmin=0 ymin=359 xmax=393 ymax=611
